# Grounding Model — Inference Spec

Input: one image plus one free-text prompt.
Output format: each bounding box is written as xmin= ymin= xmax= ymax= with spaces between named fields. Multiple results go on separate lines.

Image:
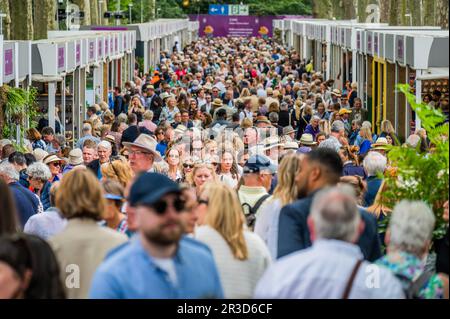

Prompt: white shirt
xmin=195 ymin=225 xmax=271 ymax=299
xmin=254 ymin=198 xmax=283 ymax=261
xmin=254 ymin=239 xmax=405 ymax=299
xmin=152 ymin=257 xmax=178 ymax=286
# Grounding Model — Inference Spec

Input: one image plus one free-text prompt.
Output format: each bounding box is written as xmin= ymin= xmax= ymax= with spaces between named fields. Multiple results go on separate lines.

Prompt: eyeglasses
xmin=129 ymin=150 xmax=151 ymax=156
xmin=197 ymin=199 xmax=209 ymax=206
xmin=151 ymin=198 xmax=185 ymax=215
xmin=183 ymin=163 xmax=194 ymax=169
xmin=50 ymin=162 xmax=61 ymax=167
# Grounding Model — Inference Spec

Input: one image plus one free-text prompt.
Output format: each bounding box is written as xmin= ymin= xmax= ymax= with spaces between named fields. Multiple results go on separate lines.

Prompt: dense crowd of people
xmin=0 ymin=37 xmax=448 ymax=299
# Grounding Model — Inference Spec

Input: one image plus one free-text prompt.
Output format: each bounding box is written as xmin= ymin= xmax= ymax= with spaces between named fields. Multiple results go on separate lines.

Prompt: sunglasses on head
xmin=151 ymin=198 xmax=185 ymax=215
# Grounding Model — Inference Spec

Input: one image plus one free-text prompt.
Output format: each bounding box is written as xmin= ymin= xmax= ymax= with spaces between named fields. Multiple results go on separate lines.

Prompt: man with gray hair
xmin=376 ymin=200 xmax=449 ymax=299
xmin=318 ymin=120 xmax=346 ymax=152
xmin=255 ymin=186 xmax=404 ymax=298
xmin=76 ymin=122 xmax=100 ymax=149
xmin=363 ymin=151 xmax=387 ymax=207
xmin=0 ymin=162 xmax=42 ymax=228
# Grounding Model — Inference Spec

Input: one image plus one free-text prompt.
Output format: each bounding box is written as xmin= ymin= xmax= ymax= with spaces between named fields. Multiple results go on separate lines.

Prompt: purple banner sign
xmin=397 ymin=37 xmax=404 ymax=60
xmin=189 ymin=15 xmax=310 ymax=38
xmin=105 ymin=38 xmax=109 ymax=55
xmin=4 ymin=49 xmax=13 ymax=76
xmin=58 ymin=47 xmax=65 ymax=68
xmin=76 ymin=43 xmax=81 ymax=63
xmin=98 ymin=39 xmax=102 ymax=57
xmin=89 ymin=41 xmax=95 ymax=60
xmin=374 ymin=34 xmax=378 ymax=54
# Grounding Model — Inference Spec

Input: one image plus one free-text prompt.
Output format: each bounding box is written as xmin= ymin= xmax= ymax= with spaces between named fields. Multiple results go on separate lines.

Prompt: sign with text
xmin=4 ymin=49 xmax=13 ymax=76
xmin=229 ymin=5 xmax=249 ymax=16
xmin=209 ymin=4 xmax=229 ymax=15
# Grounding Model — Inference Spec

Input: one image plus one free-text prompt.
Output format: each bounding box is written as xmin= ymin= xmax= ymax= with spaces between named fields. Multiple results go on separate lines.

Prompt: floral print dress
xmin=376 ymin=251 xmax=445 ymax=299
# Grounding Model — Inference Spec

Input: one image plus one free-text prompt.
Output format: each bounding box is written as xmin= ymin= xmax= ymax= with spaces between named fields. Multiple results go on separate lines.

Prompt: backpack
xmin=396 ymin=270 xmax=434 ymax=299
xmin=241 ymin=194 xmax=271 ymax=229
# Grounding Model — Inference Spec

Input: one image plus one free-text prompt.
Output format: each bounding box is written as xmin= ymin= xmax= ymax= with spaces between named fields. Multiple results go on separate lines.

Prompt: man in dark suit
xmin=120 ymin=114 xmax=152 ymax=148
xmin=145 ymin=85 xmax=163 ymax=123
xmin=277 ymin=148 xmax=382 ymax=262
xmin=113 ymin=86 xmax=124 ymax=117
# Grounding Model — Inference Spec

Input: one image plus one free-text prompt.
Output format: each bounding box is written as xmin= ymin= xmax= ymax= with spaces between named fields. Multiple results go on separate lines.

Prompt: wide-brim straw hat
xmin=43 ymin=154 xmax=66 ymax=165
xmin=299 ymin=133 xmax=317 ymax=146
xmin=122 ymin=134 xmax=162 ymax=161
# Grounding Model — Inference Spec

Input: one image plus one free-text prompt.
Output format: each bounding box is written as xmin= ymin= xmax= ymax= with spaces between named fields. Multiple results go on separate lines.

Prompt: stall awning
xmin=416 ymin=67 xmax=449 ymax=80
xmin=31 ymin=74 xmax=63 ymax=82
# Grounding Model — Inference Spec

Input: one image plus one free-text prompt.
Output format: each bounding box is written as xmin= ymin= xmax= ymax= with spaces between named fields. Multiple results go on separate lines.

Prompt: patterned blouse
xmin=376 ymin=251 xmax=445 ymax=299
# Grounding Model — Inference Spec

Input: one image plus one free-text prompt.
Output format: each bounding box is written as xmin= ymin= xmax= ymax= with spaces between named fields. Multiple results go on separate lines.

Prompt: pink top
xmin=139 ymin=120 xmax=157 ymax=133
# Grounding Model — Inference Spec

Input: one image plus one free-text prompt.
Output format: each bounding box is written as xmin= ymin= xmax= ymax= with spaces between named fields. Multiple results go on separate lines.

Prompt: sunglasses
xmin=50 ymin=162 xmax=61 ymax=167
xmin=197 ymin=199 xmax=209 ymax=205
xmin=183 ymin=163 xmax=194 ymax=169
xmin=151 ymin=198 xmax=185 ymax=215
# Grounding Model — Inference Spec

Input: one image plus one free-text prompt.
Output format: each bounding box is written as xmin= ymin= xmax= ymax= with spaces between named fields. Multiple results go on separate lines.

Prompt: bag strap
xmin=405 ymin=270 xmax=434 ymax=299
xmin=342 ymin=259 xmax=363 ymax=299
xmin=251 ymin=194 xmax=271 ymax=214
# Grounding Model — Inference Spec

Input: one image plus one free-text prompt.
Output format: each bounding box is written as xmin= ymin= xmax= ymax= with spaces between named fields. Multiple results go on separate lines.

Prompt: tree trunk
xmin=0 ymin=0 xmax=11 ymax=39
xmin=400 ymin=0 xmax=407 ymax=26
xmin=33 ymin=0 xmax=57 ymax=40
xmin=8 ymin=0 xmax=33 ymax=40
xmin=342 ymin=0 xmax=356 ymax=19
xmin=357 ymin=0 xmax=368 ymax=22
xmin=422 ymin=0 xmax=435 ymax=26
xmin=437 ymin=0 xmax=449 ymax=29
xmin=313 ymin=0 xmax=333 ymax=19
xmin=409 ymin=0 xmax=422 ymax=26
xmin=378 ymin=0 xmax=390 ymax=23
xmin=89 ymin=0 xmax=99 ymax=26
xmin=71 ymin=0 xmax=91 ymax=25
xmin=388 ymin=0 xmax=400 ymax=25
xmin=330 ymin=0 xmax=344 ymax=19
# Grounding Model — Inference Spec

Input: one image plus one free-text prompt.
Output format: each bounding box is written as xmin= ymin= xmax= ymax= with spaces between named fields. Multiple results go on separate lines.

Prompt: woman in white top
xmin=195 ymin=182 xmax=271 ymax=299
xmin=217 ymin=149 xmax=241 ymax=189
xmin=254 ymin=153 xmax=302 ymax=260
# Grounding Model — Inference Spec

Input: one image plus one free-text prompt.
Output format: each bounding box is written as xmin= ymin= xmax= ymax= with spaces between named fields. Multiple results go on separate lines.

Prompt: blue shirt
xmin=89 ymin=236 xmax=224 ymax=299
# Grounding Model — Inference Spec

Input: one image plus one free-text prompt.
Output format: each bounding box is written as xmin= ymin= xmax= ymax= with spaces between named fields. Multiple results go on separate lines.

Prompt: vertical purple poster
xmin=89 ymin=41 xmax=94 ymax=60
xmin=76 ymin=43 xmax=81 ymax=63
xmin=58 ymin=47 xmax=65 ymax=68
xmin=4 ymin=49 xmax=13 ymax=76
xmin=105 ymin=38 xmax=109 ymax=55
xmin=98 ymin=39 xmax=102 ymax=57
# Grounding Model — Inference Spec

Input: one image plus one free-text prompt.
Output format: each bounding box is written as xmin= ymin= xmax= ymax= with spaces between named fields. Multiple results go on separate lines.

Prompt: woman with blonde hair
xmin=49 ymin=169 xmax=128 ymax=298
xmin=254 ymin=154 xmax=302 ymax=260
xmin=101 ymin=157 xmax=133 ymax=188
xmin=380 ymin=119 xmax=399 ymax=145
xmin=358 ymin=126 xmax=373 ymax=157
xmin=128 ymin=95 xmax=145 ymax=122
xmin=101 ymin=179 xmax=132 ymax=238
xmin=195 ymin=182 xmax=271 ymax=298
xmin=187 ymin=161 xmax=217 ymax=195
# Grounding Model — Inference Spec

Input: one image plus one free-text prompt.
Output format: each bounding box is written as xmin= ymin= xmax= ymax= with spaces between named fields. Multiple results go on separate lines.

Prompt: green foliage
xmin=0 ymin=85 xmax=39 ymax=146
xmin=381 ymin=84 xmax=449 ymax=241
xmin=180 ymin=0 xmax=312 ymax=16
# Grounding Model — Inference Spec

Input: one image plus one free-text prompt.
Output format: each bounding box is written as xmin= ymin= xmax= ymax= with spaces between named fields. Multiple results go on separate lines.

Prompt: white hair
xmin=82 ymin=123 xmax=92 ymax=133
xmin=363 ymin=151 xmax=387 ymax=176
xmin=0 ymin=162 xmax=20 ymax=181
xmin=97 ymin=140 xmax=112 ymax=150
xmin=389 ymin=200 xmax=435 ymax=256
xmin=406 ymin=134 xmax=421 ymax=148
xmin=361 ymin=121 xmax=372 ymax=129
xmin=310 ymin=186 xmax=361 ymax=242
xmin=26 ymin=162 xmax=52 ymax=182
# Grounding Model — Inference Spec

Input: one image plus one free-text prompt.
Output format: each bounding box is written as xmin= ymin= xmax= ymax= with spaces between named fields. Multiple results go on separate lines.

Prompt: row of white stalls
xmin=81 ymin=19 xmax=199 ymax=75
xmin=1 ymin=29 xmax=136 ymax=142
xmin=275 ymin=19 xmax=448 ymax=140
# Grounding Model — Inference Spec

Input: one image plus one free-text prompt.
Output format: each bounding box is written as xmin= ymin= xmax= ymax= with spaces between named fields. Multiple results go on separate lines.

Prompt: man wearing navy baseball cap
xmin=90 ymin=173 xmax=224 ymax=299
xmin=238 ymin=155 xmax=276 ymax=230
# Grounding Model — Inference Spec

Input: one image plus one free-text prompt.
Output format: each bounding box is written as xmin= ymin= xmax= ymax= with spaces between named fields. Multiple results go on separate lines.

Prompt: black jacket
xmin=277 ymin=190 xmax=382 ymax=262
xmin=120 ymin=125 xmax=152 ymax=148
